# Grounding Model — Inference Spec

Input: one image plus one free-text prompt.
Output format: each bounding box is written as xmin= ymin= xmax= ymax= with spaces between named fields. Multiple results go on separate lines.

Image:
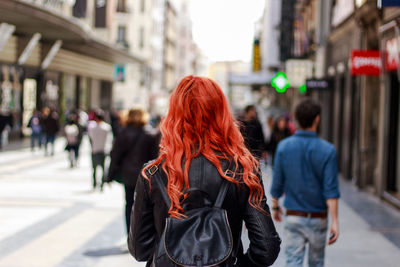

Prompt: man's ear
xmin=314 ymin=114 xmax=321 ymax=126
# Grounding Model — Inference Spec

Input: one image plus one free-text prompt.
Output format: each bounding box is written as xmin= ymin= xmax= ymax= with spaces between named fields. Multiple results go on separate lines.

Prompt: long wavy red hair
xmin=143 ymin=75 xmax=264 ymax=218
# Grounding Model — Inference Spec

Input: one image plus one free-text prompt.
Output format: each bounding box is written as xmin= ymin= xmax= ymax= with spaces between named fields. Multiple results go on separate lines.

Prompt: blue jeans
xmin=45 ymin=134 xmax=56 ymax=155
xmin=284 ymin=215 xmax=328 ymax=267
xmin=30 ymin=132 xmax=42 ymax=149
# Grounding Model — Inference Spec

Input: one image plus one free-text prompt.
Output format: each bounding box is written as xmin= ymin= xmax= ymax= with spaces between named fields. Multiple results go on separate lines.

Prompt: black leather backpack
xmin=149 ymin=165 xmax=237 ymax=267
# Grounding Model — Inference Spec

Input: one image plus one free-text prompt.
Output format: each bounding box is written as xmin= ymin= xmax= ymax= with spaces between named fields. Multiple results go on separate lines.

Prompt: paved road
xmin=0 ymin=137 xmax=400 ymax=266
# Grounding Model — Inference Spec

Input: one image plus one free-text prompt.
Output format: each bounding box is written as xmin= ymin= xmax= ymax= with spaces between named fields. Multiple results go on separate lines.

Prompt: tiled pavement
xmin=0 ymin=137 xmax=399 ymax=266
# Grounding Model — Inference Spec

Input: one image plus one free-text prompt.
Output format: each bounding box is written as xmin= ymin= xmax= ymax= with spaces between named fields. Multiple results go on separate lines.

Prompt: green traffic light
xmin=271 ymin=72 xmax=290 ymax=93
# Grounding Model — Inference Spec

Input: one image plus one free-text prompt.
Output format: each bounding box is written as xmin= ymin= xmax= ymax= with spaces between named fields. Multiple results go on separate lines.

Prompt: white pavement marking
xmin=0 ymin=207 xmax=60 ymax=241
xmin=0 ymin=210 xmax=120 ymax=267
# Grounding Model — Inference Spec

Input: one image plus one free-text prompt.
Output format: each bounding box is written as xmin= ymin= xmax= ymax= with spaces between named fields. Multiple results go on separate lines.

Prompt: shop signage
xmin=378 ymin=0 xmax=400 ymax=8
xmin=306 ymin=79 xmax=332 ymax=90
xmin=351 ymin=50 xmax=382 ymax=76
xmin=385 ymin=37 xmax=400 ymax=71
xmin=252 ymin=39 xmax=261 ymax=72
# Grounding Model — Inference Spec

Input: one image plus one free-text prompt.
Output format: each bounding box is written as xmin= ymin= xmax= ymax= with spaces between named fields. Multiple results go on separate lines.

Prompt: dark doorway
xmin=387 ymin=72 xmax=399 ymax=193
xmin=337 ymin=75 xmax=345 ymax=173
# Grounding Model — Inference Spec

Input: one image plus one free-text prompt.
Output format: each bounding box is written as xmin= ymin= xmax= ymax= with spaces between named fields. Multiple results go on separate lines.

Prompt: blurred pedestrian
xmin=0 ymin=113 xmax=13 ymax=150
xmin=285 ymin=113 xmax=297 ymax=135
xmin=27 ymin=109 xmax=43 ymax=151
xmin=268 ymin=115 xmax=292 ymax=163
xmin=109 ymin=109 xmax=121 ymax=137
xmin=263 ymin=115 xmax=275 ymax=145
xmin=87 ymin=109 xmax=112 ymax=191
xmin=129 ymin=76 xmax=280 ymax=266
xmin=42 ymin=107 xmax=60 ymax=156
xmin=78 ymin=109 xmax=89 ymax=132
xmin=240 ymin=105 xmax=266 ymax=159
xmin=64 ymin=117 xmax=80 ymax=168
xmin=270 ymin=98 xmax=340 ymax=267
xmin=106 ymin=109 xmax=159 ymax=236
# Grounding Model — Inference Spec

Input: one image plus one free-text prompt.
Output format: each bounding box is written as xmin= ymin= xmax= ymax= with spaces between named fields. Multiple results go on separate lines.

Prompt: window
xmin=140 ymin=0 xmax=145 ymax=13
xmin=73 ymin=0 xmax=87 ymax=18
xmin=139 ymin=27 xmax=144 ymax=49
xmin=117 ymin=25 xmax=128 ymax=48
xmin=116 ymin=0 xmax=127 ymax=12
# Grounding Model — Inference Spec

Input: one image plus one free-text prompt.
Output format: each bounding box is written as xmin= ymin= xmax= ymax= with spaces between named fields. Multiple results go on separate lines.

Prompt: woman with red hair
xmin=129 ymin=76 xmax=281 ymax=266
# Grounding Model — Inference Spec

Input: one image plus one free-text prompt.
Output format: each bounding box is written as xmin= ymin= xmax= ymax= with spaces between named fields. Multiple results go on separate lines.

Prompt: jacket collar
xmin=295 ymin=130 xmax=318 ymax=137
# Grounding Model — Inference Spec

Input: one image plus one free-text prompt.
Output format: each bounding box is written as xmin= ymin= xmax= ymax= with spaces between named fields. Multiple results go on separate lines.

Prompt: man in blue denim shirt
xmin=270 ymin=98 xmax=340 ymax=267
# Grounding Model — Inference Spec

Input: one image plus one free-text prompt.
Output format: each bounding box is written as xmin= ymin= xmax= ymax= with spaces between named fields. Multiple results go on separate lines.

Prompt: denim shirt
xmin=270 ymin=130 xmax=340 ymax=212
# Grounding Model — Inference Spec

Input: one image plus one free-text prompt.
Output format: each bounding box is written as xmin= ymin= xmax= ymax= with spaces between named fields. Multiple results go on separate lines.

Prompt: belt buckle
xmin=307 ymin=212 xmax=312 ymax=218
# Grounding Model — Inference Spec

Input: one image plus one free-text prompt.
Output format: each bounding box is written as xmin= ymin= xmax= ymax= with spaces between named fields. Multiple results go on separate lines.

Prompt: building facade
xmin=0 ymin=0 xmax=142 ymax=139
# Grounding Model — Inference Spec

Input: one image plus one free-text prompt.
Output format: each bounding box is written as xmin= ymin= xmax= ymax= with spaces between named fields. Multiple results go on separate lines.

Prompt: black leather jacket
xmin=128 ymin=156 xmax=281 ymax=266
xmin=108 ymin=126 xmax=159 ymax=186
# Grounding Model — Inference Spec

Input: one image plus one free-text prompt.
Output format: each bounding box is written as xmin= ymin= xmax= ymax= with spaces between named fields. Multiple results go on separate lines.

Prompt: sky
xmin=188 ymin=0 xmax=265 ymax=63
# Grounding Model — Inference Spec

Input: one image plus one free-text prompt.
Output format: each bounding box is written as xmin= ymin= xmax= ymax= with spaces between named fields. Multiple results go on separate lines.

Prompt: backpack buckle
xmin=148 ymin=165 xmax=158 ymax=175
xmin=225 ymin=169 xmax=235 ymax=178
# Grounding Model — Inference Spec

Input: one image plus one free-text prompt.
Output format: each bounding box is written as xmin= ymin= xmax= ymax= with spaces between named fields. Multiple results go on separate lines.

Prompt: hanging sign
xmin=385 ymin=37 xmax=400 ymax=71
xmin=306 ymin=79 xmax=332 ymax=90
xmin=351 ymin=50 xmax=381 ymax=76
xmin=378 ymin=0 xmax=400 ymax=8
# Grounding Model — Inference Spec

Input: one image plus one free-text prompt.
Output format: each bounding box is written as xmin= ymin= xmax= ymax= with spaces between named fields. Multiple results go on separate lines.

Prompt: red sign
xmin=351 ymin=50 xmax=381 ymax=76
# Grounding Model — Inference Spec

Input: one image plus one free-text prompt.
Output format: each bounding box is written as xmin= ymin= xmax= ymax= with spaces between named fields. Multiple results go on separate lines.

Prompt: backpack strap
xmin=214 ymin=179 xmax=229 ymax=208
xmin=149 ymin=166 xmax=172 ymax=207
xmin=214 ymin=163 xmax=235 ymax=208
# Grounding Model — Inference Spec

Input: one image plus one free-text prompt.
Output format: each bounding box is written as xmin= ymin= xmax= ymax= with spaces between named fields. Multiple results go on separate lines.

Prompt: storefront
xmin=326 ymin=16 xmax=362 ymax=183
xmin=377 ymin=20 xmax=400 ymax=207
xmin=0 ymin=64 xmax=23 ymax=138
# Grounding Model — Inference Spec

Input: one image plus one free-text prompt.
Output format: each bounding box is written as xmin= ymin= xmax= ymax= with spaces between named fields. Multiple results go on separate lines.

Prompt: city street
xmin=0 ymin=137 xmax=400 ymax=267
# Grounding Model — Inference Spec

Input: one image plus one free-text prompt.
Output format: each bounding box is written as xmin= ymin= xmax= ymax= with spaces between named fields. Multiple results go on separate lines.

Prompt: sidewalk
xmin=260 ymin=167 xmax=400 ymax=266
xmin=0 ymin=137 xmax=31 ymax=152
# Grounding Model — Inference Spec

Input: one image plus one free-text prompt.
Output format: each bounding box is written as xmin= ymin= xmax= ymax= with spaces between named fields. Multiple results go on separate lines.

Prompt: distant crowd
xmin=238 ymin=104 xmax=296 ymax=166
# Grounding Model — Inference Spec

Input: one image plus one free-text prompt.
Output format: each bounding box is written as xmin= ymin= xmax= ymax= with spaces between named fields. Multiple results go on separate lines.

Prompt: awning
xmin=0 ymin=0 xmax=144 ymax=64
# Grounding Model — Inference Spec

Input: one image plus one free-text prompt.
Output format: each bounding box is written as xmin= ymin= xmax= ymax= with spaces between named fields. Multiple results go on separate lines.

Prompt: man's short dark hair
xmin=95 ymin=109 xmax=105 ymax=121
xmin=244 ymin=105 xmax=255 ymax=114
xmin=295 ymin=98 xmax=321 ymax=129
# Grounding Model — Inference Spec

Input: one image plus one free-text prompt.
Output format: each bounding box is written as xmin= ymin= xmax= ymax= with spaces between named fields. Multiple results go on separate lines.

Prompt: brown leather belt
xmin=286 ymin=210 xmax=327 ymax=218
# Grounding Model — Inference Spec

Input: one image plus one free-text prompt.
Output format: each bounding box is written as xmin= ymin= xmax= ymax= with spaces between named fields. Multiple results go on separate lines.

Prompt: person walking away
xmin=106 ymin=109 xmax=159 ymax=236
xmin=270 ymin=98 xmax=340 ymax=267
xmin=240 ymin=105 xmax=266 ymax=160
xmin=129 ymin=76 xmax=281 ymax=266
xmin=87 ymin=109 xmax=112 ymax=191
xmin=64 ymin=118 xmax=80 ymax=168
xmin=28 ymin=109 xmax=42 ymax=151
xmin=110 ymin=109 xmax=121 ymax=137
xmin=42 ymin=107 xmax=60 ymax=156
xmin=268 ymin=115 xmax=292 ymax=164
